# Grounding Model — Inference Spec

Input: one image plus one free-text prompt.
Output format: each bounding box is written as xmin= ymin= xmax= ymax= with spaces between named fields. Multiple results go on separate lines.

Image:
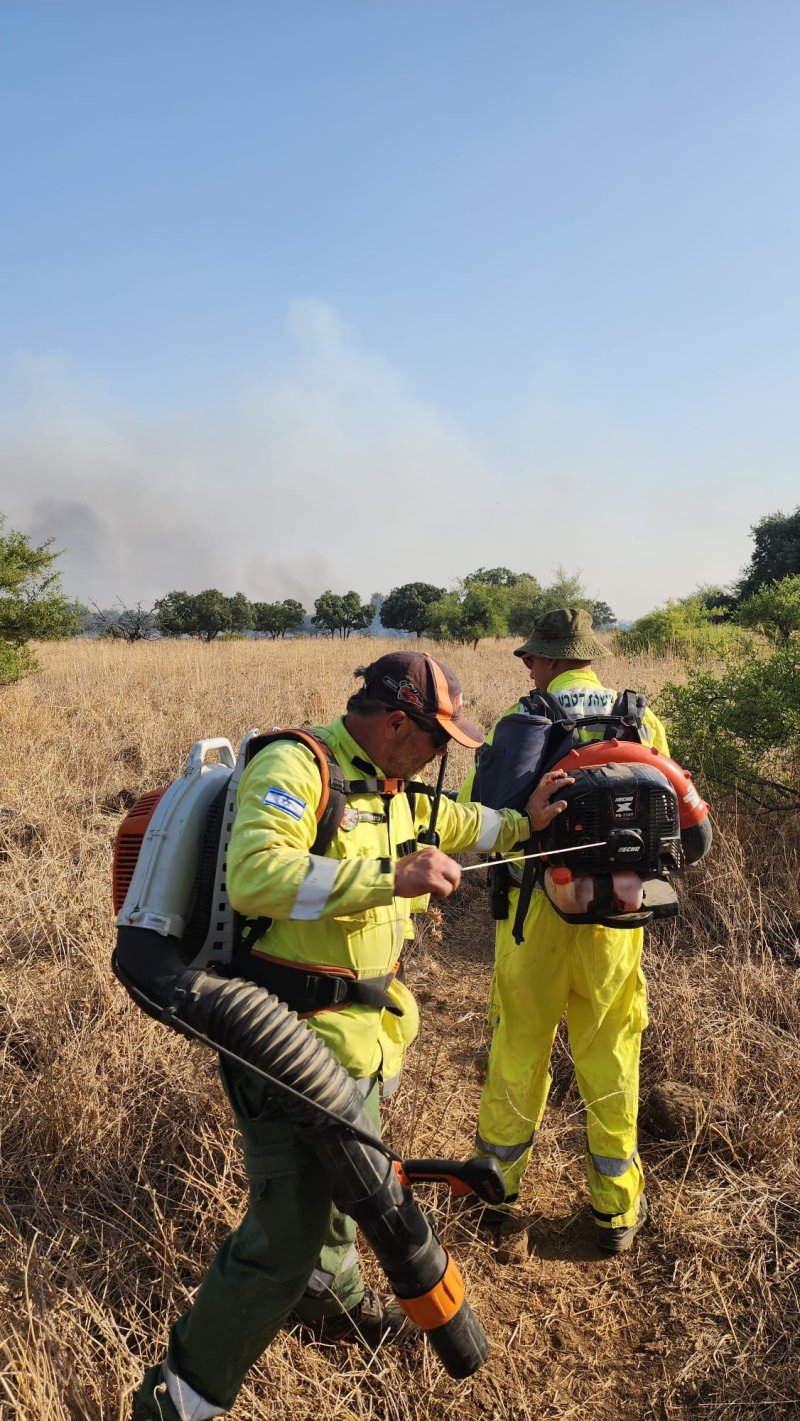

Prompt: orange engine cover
xmin=548 ymin=739 xmax=709 ymax=830
xmin=112 ymin=788 xmax=169 ymax=914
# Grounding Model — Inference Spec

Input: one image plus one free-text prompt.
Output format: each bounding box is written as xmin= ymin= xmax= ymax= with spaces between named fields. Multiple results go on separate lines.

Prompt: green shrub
xmin=615 ymin=596 xmax=750 ymax=658
xmin=0 ymin=514 xmax=80 ymax=684
xmin=736 ymin=574 xmax=800 ymax=641
xmin=0 ymin=639 xmax=37 ymax=686
xmin=656 ymin=641 xmax=800 ymax=806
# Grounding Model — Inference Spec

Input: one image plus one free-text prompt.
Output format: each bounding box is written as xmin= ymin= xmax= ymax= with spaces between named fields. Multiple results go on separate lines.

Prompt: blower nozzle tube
xmin=113 ymin=929 xmax=488 ymax=1379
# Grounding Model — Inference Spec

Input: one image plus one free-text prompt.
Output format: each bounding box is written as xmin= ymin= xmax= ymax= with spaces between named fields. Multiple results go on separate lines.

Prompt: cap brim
xmin=436 ymin=714 xmax=485 ymax=749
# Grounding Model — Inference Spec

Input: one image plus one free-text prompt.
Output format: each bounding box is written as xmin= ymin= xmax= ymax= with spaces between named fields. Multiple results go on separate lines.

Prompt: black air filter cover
xmin=542 ymin=762 xmax=683 ymax=876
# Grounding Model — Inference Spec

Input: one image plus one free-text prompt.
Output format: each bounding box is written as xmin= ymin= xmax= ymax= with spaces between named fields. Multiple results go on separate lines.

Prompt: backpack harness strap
xmin=603 ymin=690 xmax=647 ymax=741
xmin=233 ymin=730 xmax=431 ymax=1014
xmin=511 ymin=845 xmax=541 ymax=944
xmin=488 ymin=860 xmax=512 ymax=921
xmin=234 ymin=952 xmax=403 ymax=1018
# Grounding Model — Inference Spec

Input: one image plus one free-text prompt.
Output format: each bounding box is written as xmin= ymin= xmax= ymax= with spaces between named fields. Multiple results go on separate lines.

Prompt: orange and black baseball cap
xmin=357 ymin=652 xmax=485 ymax=748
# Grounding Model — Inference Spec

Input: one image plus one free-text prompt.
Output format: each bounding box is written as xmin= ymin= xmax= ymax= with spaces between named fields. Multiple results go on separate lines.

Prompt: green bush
xmin=656 ymin=641 xmax=800 ymax=806
xmin=0 ymin=639 xmax=37 ymax=686
xmin=615 ymin=596 xmax=750 ymax=658
xmin=0 ymin=514 xmax=80 ymax=684
xmin=736 ymin=574 xmax=800 ymax=641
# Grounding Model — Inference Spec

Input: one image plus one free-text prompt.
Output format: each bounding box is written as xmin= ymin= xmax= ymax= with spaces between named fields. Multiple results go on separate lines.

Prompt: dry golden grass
xmin=1 ymin=637 xmax=798 ymax=1420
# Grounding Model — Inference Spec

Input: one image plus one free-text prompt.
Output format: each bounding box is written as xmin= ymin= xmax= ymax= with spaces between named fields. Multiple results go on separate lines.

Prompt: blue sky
xmin=1 ymin=2 xmax=798 ymax=618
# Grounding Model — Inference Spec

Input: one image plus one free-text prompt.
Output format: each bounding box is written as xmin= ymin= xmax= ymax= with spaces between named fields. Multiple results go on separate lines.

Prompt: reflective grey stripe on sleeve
xmin=381 ymin=1070 xmax=401 ymax=1099
xmin=164 ymin=1366 xmax=225 ymax=1420
xmin=289 ymin=856 xmax=340 ymax=920
xmin=475 ymin=1129 xmax=536 ymax=1163
xmin=474 ymin=806 xmax=505 ymax=853
xmin=590 ymin=1150 xmax=638 ymax=1178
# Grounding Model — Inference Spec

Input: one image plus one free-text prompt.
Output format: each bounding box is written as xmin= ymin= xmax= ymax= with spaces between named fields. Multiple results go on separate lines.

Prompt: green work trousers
xmin=165 ymin=1060 xmax=378 ymax=1413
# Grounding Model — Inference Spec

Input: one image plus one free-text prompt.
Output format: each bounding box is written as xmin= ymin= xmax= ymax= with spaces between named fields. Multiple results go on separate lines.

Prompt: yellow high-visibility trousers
xmin=476 ymin=889 xmax=648 ymax=1231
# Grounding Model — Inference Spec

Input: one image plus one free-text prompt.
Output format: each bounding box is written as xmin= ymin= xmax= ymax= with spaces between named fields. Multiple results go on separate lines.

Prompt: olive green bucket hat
xmin=513 ymin=606 xmax=610 ymax=660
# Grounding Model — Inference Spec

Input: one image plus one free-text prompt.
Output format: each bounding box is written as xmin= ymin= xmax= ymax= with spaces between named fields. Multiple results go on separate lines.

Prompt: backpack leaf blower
xmin=516 ymin=741 xmax=712 ymax=936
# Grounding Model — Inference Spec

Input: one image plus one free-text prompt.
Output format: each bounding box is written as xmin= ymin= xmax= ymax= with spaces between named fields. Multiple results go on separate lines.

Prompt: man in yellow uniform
xmin=133 ymin=650 xmax=569 ymax=1421
xmin=461 ymin=609 xmax=669 ymax=1255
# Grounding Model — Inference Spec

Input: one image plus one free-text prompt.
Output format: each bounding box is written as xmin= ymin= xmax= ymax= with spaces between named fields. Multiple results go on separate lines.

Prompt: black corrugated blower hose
xmin=113 ymin=928 xmax=496 ymax=1379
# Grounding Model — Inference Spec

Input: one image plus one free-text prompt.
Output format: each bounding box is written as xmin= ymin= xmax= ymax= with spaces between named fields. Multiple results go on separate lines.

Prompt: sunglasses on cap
xmin=402 ymin=709 xmax=450 ymax=750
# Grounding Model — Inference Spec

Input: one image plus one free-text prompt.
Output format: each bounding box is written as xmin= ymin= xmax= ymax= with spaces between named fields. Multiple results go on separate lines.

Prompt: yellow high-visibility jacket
xmin=543 ymin=668 xmax=668 ymax=752
xmin=227 ymin=716 xmax=530 ymax=1082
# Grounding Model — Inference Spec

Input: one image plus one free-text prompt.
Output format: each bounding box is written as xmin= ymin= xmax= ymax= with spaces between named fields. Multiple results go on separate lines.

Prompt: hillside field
xmin=1 ymin=637 xmax=798 ymax=1421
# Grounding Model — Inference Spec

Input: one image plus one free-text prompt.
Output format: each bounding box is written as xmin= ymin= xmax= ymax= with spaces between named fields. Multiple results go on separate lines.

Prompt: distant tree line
xmin=2 ymin=503 xmax=799 ymax=685
xmin=69 ymin=568 xmax=616 ymax=648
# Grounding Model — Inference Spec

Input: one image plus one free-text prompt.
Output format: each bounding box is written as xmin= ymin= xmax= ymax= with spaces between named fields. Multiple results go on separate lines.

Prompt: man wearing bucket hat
xmin=460 ymin=609 xmax=669 ymax=1255
xmin=132 ymin=650 xmax=570 ymax=1421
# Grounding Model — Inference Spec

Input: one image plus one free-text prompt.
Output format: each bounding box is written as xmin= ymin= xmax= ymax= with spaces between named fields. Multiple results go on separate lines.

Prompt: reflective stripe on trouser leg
xmin=591 ymin=1149 xmax=637 ymax=1178
xmin=476 ymin=894 xmax=568 ymax=1198
xmin=291 ymin=1205 xmax=362 ymax=1322
xmin=565 ymin=917 xmax=648 ymax=1230
xmin=474 ymin=1130 xmax=537 ymax=1201
xmin=587 ymin=1152 xmax=645 ymax=1230
xmin=165 ymin=1365 xmax=226 ymax=1420
xmin=474 ymin=1132 xmax=536 ymax=1165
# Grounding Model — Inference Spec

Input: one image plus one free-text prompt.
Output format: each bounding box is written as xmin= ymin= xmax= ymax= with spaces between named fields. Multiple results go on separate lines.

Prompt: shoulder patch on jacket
xmin=262 ymin=787 xmax=308 ymax=819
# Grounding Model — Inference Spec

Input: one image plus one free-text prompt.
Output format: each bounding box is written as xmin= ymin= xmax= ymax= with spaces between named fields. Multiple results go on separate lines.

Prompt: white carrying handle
xmin=184 ymin=738 xmax=236 ymax=774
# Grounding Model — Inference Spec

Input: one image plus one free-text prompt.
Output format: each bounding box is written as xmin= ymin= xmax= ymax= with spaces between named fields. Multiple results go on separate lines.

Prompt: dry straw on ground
xmin=1 ymin=637 xmax=798 ymax=1420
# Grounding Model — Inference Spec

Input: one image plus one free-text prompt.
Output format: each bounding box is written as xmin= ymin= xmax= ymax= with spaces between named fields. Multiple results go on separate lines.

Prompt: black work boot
xmin=473 ymin=1193 xmax=520 ymax=1233
xmin=130 ymin=1366 xmax=182 ymax=1421
xmin=596 ymin=1194 xmax=649 ymax=1254
xmin=296 ymin=1287 xmax=414 ymax=1347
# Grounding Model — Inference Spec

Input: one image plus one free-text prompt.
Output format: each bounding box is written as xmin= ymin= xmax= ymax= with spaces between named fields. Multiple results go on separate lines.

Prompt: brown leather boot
xmin=295 ymin=1287 xmax=414 ymax=1346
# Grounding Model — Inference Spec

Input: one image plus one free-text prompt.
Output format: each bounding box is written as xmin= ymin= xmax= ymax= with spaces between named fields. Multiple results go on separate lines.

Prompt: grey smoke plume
xmin=0 ymin=303 xmax=489 ymax=609
xmin=0 ymin=302 xmax=768 ymax=616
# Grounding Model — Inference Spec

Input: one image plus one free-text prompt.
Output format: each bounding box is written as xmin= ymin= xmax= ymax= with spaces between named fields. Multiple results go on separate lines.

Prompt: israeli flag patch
xmin=262 ymin=787 xmax=307 ymax=819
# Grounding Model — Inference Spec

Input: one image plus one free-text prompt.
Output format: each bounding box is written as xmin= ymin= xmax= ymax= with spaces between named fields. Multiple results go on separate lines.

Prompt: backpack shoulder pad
xmin=246 ymin=729 xmax=346 ymax=855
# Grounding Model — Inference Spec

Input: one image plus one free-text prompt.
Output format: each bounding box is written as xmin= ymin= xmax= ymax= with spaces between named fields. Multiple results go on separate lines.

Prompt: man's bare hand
xmin=526 ymin=769 xmax=575 ymax=832
xmin=394 ymin=847 xmax=462 ymax=899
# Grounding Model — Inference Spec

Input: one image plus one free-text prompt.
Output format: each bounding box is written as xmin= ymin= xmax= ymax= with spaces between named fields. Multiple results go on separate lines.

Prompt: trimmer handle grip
xmin=400 ymin=1156 xmax=506 ymax=1204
